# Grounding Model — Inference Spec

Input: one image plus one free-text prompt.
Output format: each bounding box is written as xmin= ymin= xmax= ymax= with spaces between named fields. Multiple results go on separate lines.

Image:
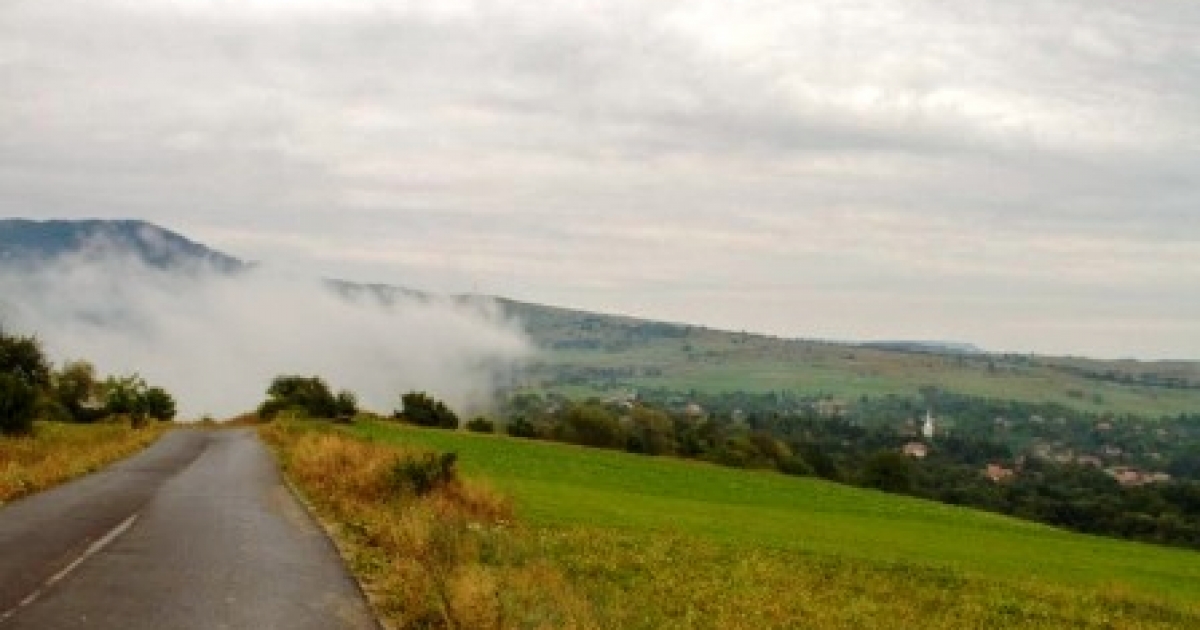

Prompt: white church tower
xmin=922 ymin=410 xmax=936 ymax=440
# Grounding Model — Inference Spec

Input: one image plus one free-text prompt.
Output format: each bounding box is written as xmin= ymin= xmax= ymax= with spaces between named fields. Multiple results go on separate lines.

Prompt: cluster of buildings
xmin=899 ymin=411 xmax=1173 ymax=487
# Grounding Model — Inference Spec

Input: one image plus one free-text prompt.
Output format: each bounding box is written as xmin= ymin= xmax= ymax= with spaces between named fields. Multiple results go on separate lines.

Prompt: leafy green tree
xmin=142 ymin=386 xmax=177 ymax=421
xmin=334 ymin=389 xmax=358 ymax=420
xmin=397 ymin=391 xmax=459 ymax=429
xmin=0 ymin=330 xmax=50 ymax=389
xmin=53 ymin=360 xmax=101 ymax=422
xmin=0 ymin=330 xmax=49 ymax=435
xmin=103 ymin=374 xmax=148 ymax=417
xmin=466 ymin=417 xmax=495 ymax=433
xmin=861 ymin=450 xmax=916 ymax=494
xmin=561 ymin=403 xmax=624 ymax=449
xmin=0 ymin=373 xmax=38 ymax=435
xmin=628 ymin=405 xmax=676 ymax=455
xmin=260 ymin=375 xmax=338 ymax=419
xmin=505 ymin=417 xmax=537 ymax=438
xmin=795 ymin=443 xmax=841 ymax=480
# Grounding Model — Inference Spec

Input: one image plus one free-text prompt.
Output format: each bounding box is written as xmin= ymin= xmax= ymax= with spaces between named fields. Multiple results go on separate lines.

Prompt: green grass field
xmin=352 ymin=420 xmax=1200 ymax=626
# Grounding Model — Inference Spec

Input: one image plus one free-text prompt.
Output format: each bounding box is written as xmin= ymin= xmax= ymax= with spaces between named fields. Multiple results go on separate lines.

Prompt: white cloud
xmin=0 ymin=244 xmax=530 ymax=418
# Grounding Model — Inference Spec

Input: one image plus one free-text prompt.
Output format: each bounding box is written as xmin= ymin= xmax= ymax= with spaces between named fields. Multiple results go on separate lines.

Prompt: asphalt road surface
xmin=0 ymin=428 xmax=379 ymax=629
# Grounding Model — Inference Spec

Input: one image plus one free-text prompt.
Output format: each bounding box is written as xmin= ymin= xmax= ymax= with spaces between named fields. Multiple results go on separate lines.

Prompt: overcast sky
xmin=3 ymin=0 xmax=1198 ymax=359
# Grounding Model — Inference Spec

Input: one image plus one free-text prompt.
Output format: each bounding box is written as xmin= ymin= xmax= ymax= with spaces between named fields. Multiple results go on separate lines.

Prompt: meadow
xmin=340 ymin=420 xmax=1200 ymax=628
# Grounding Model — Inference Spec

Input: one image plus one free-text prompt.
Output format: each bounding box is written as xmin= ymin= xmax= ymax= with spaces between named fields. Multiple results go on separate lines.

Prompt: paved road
xmin=0 ymin=428 xmax=379 ymax=629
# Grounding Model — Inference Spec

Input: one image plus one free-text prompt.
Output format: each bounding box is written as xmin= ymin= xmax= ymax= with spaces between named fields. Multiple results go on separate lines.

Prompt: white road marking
xmin=0 ymin=513 xmax=139 ymax=623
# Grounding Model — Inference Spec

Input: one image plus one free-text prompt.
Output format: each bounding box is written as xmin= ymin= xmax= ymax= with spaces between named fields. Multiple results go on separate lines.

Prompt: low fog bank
xmin=0 ymin=248 xmax=532 ymax=419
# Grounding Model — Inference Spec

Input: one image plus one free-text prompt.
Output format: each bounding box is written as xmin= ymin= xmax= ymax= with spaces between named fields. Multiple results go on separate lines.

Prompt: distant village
xmin=898 ymin=411 xmax=1173 ymax=487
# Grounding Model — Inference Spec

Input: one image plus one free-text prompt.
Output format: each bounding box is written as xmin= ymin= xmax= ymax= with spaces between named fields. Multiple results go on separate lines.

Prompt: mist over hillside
xmin=0 ymin=219 xmax=529 ymax=418
xmin=4 ymin=219 xmax=1199 ymax=420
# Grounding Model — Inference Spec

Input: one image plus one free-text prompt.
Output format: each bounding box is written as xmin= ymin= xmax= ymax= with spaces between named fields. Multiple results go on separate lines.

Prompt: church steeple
xmin=922 ymin=410 xmax=936 ymax=440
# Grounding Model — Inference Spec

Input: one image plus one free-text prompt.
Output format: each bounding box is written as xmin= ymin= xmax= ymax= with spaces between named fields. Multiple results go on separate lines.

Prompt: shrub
xmin=861 ymin=450 xmax=916 ymax=494
xmin=780 ymin=455 xmax=815 ymax=476
xmin=465 ymin=417 xmax=494 ymax=433
xmin=389 ymin=451 xmax=459 ymax=496
xmin=505 ymin=417 xmax=537 ymax=439
xmin=334 ymin=389 xmax=358 ymax=421
xmin=397 ymin=391 xmax=459 ymax=429
xmin=561 ymin=403 xmax=625 ymax=449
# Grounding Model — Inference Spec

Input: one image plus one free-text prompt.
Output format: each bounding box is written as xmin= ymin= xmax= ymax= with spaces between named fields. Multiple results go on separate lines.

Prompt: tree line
xmin=1 ymin=328 xmax=176 ymax=435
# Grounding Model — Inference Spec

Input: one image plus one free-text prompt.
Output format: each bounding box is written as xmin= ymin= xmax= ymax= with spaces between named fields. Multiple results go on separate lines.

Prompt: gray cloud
xmin=2 ymin=0 xmax=1198 ymax=358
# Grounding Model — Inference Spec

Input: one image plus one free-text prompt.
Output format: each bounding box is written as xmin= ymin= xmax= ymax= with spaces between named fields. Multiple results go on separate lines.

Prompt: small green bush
xmin=396 ymin=391 xmax=459 ymax=429
xmin=466 ymin=417 xmax=495 ymax=433
xmin=389 ymin=451 xmax=458 ymax=496
xmin=506 ymin=417 xmax=537 ymax=438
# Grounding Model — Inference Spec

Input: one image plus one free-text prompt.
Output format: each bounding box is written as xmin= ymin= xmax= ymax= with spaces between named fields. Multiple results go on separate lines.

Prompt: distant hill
xmin=498 ymin=297 xmax=1200 ymax=417
xmin=5 ymin=218 xmax=1200 ymax=417
xmin=0 ymin=218 xmax=246 ymax=273
xmin=859 ymin=340 xmax=984 ymax=355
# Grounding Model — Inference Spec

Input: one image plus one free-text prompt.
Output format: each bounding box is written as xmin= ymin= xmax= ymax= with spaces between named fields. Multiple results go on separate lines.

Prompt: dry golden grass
xmin=0 ymin=420 xmax=170 ymax=503
xmin=260 ymin=421 xmax=597 ymax=630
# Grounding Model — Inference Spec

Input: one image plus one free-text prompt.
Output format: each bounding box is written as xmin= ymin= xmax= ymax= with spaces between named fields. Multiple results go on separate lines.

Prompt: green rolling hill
xmin=352 ymin=420 xmax=1200 ymax=628
xmin=499 ymin=298 xmax=1200 ymax=418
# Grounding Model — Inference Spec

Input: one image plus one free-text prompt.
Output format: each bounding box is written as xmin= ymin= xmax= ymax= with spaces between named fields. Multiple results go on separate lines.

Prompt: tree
xmin=0 ymin=373 xmax=38 ymax=435
xmin=795 ymin=443 xmax=841 ymax=480
xmin=0 ymin=330 xmax=49 ymax=435
xmin=628 ymin=405 xmax=676 ymax=455
xmin=334 ymin=389 xmax=358 ymax=421
xmin=397 ymin=391 xmax=458 ymax=429
xmin=466 ymin=417 xmax=495 ymax=433
xmin=103 ymin=374 xmax=148 ymax=417
xmin=85 ymin=373 xmax=177 ymax=424
xmin=561 ymin=403 xmax=624 ymax=449
xmin=505 ymin=417 xmax=538 ymax=438
xmin=259 ymin=375 xmax=338 ymax=419
xmin=53 ymin=360 xmax=101 ymax=422
xmin=0 ymin=330 xmax=50 ymax=389
xmin=861 ymin=450 xmax=916 ymax=494
xmin=142 ymin=386 xmax=177 ymax=421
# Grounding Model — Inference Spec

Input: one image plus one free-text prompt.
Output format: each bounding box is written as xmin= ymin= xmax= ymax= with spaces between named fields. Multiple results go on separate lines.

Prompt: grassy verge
xmin=349 ymin=421 xmax=1200 ymax=629
xmin=260 ymin=420 xmax=596 ymax=630
xmin=0 ymin=420 xmax=170 ymax=504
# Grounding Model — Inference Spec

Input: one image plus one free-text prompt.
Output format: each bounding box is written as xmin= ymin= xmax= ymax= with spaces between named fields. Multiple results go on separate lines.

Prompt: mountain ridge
xmin=0 ymin=218 xmax=246 ymax=273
